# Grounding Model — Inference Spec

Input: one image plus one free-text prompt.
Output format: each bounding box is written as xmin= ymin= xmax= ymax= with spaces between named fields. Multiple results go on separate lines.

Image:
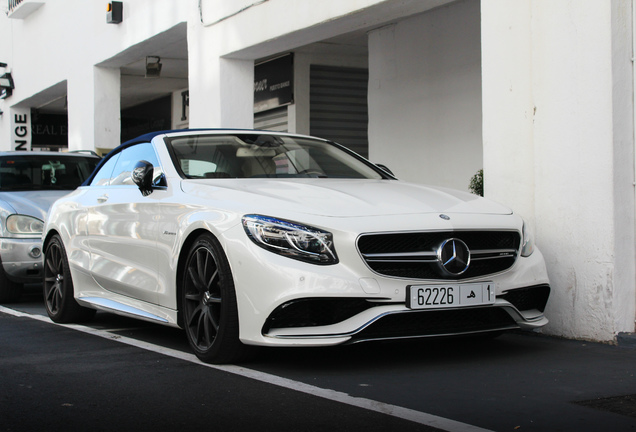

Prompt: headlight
xmin=521 ymin=220 xmax=535 ymax=257
xmin=6 ymin=214 xmax=44 ymax=236
xmin=242 ymin=215 xmax=338 ymax=265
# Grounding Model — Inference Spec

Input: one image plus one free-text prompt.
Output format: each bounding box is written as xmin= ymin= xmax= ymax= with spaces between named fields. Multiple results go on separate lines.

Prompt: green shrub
xmin=469 ymin=169 xmax=483 ymax=196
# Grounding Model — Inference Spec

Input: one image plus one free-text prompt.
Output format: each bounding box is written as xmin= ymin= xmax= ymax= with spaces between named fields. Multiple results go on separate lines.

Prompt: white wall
xmin=482 ymin=0 xmax=635 ymax=341
xmin=196 ymin=0 xmax=454 ymax=60
xmin=188 ymin=0 xmax=455 ymax=128
xmin=2 ymin=0 xmax=457 ymax=148
xmin=0 ymin=0 xmax=189 ymax=151
xmin=367 ymin=0 xmax=483 ymax=191
xmin=187 ymin=23 xmax=255 ymax=129
xmin=2 ymin=0 xmax=634 ymax=343
xmin=0 ymin=3 xmax=12 ymax=132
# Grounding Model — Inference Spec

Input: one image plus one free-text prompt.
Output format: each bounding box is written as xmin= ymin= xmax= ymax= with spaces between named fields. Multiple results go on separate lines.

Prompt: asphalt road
xmin=2 ymin=288 xmax=636 ymax=432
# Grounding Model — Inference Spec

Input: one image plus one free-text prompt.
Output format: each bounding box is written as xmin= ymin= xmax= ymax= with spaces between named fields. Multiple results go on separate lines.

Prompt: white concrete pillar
xmin=67 ymin=66 xmax=120 ymax=152
xmin=481 ymin=0 xmax=535 ymax=221
xmin=188 ymin=23 xmax=254 ymax=129
xmin=289 ymin=53 xmax=312 ymax=135
xmin=481 ymin=0 xmax=635 ymax=340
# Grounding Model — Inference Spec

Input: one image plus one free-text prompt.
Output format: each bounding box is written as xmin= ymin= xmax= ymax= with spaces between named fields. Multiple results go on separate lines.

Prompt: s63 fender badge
xmin=439 ymin=214 xmax=450 ymax=220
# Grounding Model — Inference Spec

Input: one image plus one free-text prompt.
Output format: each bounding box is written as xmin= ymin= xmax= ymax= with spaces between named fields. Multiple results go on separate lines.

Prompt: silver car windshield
xmin=0 ymin=155 xmax=100 ymax=191
xmin=167 ymin=134 xmax=384 ymax=180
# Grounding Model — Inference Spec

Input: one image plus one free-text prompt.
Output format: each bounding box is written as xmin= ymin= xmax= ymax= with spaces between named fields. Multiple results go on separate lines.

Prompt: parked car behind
xmin=0 ymin=151 xmax=100 ymax=301
xmin=43 ymin=130 xmax=551 ymax=364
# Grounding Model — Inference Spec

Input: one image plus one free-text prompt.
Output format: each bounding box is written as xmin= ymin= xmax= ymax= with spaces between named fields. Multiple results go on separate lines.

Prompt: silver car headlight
xmin=6 ymin=214 xmax=44 ymax=236
xmin=242 ymin=215 xmax=338 ymax=265
xmin=521 ymin=220 xmax=535 ymax=257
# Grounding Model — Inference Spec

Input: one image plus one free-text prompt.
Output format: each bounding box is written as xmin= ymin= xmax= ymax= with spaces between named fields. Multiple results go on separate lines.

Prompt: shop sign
xmin=121 ymin=95 xmax=171 ymax=142
xmin=181 ymin=90 xmax=189 ymax=121
xmin=11 ymin=108 xmax=31 ymax=151
xmin=254 ymin=53 xmax=293 ymax=113
xmin=31 ymin=113 xmax=68 ymax=147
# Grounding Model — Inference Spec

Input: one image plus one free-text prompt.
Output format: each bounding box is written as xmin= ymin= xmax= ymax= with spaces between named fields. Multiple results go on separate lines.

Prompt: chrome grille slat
xmin=357 ymin=231 xmax=521 ymax=280
xmin=363 ymin=251 xmax=437 ymax=259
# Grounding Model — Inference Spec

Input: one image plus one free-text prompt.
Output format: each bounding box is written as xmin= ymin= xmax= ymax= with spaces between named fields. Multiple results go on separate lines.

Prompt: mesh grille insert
xmin=500 ymin=285 xmax=551 ymax=312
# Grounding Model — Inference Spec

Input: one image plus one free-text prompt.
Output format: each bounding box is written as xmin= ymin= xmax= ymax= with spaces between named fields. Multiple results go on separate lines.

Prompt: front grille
xmin=351 ymin=307 xmax=518 ymax=341
xmin=501 ymin=284 xmax=550 ymax=312
xmin=357 ymin=230 xmax=521 ymax=280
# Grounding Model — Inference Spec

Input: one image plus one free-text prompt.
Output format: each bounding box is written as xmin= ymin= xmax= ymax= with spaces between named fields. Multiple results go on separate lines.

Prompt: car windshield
xmin=167 ymin=134 xmax=384 ymax=180
xmin=0 ymin=155 xmax=99 ymax=191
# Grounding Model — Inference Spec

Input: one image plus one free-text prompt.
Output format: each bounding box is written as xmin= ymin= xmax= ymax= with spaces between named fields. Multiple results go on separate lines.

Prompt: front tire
xmin=182 ymin=233 xmax=247 ymax=364
xmin=43 ymin=235 xmax=95 ymax=323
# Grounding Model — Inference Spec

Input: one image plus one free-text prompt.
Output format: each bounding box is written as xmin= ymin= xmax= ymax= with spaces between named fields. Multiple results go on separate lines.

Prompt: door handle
xmin=97 ymin=195 xmax=108 ymax=203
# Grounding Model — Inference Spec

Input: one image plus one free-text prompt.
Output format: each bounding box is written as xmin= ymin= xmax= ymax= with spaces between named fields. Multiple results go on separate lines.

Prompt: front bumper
xmin=0 ymin=237 xmax=44 ymax=283
xmin=221 ymin=223 xmax=551 ymax=347
xmin=264 ymin=288 xmax=549 ymax=344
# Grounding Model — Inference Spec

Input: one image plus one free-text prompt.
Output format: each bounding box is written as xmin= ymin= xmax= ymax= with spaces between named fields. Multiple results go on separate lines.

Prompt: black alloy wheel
xmin=43 ymin=235 xmax=95 ymax=323
xmin=182 ymin=233 xmax=247 ymax=364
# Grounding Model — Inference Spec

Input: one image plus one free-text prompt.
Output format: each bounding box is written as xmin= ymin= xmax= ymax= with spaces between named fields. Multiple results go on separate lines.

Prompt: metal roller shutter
xmin=310 ymin=65 xmax=369 ymax=157
xmin=254 ymin=106 xmax=288 ymax=132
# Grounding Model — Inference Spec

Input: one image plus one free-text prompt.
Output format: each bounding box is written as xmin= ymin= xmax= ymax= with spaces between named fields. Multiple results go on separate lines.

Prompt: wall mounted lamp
xmin=107 ymin=2 xmax=123 ymax=24
xmin=145 ymin=56 xmax=162 ymax=78
xmin=0 ymin=63 xmax=14 ymax=99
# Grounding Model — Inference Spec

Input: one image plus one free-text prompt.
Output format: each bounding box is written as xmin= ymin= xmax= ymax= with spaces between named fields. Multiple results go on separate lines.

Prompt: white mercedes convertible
xmin=43 ymin=130 xmax=550 ymax=363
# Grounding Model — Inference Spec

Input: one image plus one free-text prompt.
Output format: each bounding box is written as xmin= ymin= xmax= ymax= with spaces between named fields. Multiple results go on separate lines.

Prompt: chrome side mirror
xmin=131 ymin=160 xmax=154 ymax=196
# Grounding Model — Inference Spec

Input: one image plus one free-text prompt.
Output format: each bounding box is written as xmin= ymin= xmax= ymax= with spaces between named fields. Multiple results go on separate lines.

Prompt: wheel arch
xmin=43 ymin=229 xmax=61 ymax=252
xmin=175 ymin=228 xmax=221 ymax=328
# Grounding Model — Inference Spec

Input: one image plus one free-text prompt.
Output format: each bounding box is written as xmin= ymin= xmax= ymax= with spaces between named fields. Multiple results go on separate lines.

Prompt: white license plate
xmin=406 ymin=283 xmax=495 ymax=310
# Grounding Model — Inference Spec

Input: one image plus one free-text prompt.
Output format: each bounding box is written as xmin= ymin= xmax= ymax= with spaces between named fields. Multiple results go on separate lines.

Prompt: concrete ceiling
xmin=32 ymin=23 xmax=369 ymax=115
xmin=35 ymin=23 xmax=189 ymax=115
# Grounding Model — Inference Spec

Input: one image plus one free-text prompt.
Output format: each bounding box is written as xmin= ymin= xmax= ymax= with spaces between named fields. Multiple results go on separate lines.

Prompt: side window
xmin=110 ymin=143 xmax=163 ymax=186
xmin=90 ymin=153 xmax=121 ymax=186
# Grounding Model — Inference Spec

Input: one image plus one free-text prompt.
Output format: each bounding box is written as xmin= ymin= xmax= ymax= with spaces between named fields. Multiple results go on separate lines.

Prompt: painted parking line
xmin=0 ymin=305 xmax=493 ymax=432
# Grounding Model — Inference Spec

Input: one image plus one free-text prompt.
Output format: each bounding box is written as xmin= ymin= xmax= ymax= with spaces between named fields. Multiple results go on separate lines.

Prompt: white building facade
xmin=0 ymin=0 xmax=634 ymax=342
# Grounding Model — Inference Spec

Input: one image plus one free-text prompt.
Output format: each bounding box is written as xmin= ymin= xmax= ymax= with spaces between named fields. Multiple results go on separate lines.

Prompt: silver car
xmin=0 ymin=151 xmax=100 ymax=301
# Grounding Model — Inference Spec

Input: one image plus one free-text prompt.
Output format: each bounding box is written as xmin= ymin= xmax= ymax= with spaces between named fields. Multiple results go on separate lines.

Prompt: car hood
xmin=180 ymin=179 xmax=512 ymax=217
xmin=0 ymin=190 xmax=71 ymax=220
